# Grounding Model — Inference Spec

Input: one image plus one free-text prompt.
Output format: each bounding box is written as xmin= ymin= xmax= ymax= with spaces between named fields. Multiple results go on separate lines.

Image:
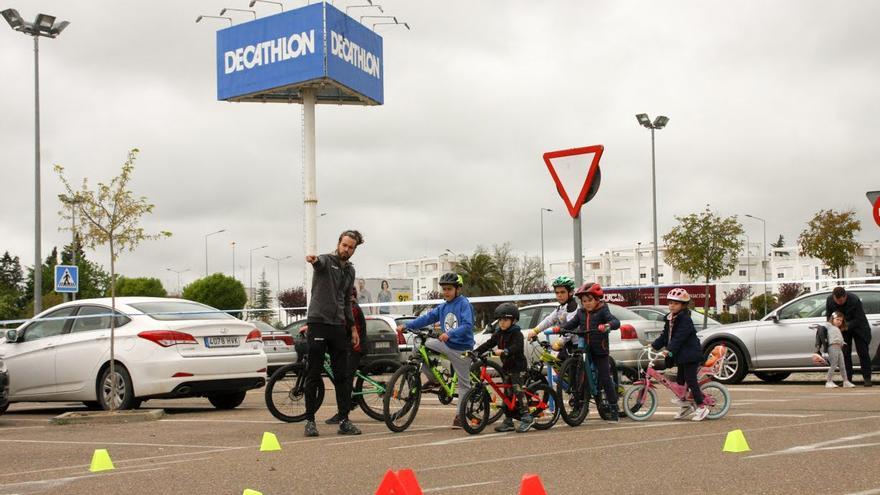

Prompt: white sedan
xmin=0 ymin=297 xmax=267 ymax=411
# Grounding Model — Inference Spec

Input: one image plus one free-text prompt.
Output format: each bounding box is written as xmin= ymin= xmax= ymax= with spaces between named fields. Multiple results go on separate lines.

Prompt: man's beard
xmin=337 ymin=250 xmax=351 ymax=261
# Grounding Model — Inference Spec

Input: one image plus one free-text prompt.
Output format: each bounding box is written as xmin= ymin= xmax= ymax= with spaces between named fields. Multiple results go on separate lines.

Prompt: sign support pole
xmin=303 ymin=88 xmax=317 ymax=304
xmin=573 ymin=214 xmax=583 ymax=286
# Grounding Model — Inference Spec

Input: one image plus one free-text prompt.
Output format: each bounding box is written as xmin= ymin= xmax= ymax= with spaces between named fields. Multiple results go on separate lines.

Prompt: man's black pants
xmin=304 ymin=323 xmax=352 ymax=421
xmin=842 ymin=331 xmax=873 ymax=384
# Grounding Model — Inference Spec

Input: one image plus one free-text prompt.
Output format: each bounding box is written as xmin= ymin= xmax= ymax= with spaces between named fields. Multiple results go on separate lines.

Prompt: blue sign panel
xmin=324 ymin=3 xmax=384 ymax=105
xmin=216 ymin=2 xmax=384 ymax=105
xmin=55 ymin=265 xmax=79 ymax=294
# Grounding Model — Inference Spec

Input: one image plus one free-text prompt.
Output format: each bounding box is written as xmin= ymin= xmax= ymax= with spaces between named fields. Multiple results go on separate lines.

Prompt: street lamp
xmin=204 ymin=229 xmax=226 ymax=276
xmin=249 ymin=245 xmax=269 ymax=303
xmin=635 ymin=113 xmax=670 ymax=305
xmin=265 ymin=255 xmax=292 ymax=309
xmin=195 ymin=15 xmax=232 ymax=25
xmin=3 ymin=8 xmax=69 ymax=315
xmin=166 ymin=267 xmax=189 ymax=296
xmin=231 ymin=241 xmax=237 ymax=280
xmin=745 ymin=214 xmax=768 ymax=318
xmin=219 ymin=8 xmax=256 ymax=19
xmin=346 ymin=2 xmax=383 ymax=15
xmin=540 ymin=208 xmax=552 ymax=283
xmin=249 ymin=0 xmax=284 ymax=11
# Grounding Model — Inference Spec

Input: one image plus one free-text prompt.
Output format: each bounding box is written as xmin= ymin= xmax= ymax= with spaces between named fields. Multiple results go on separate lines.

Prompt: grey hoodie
xmin=306 ymin=253 xmax=355 ymax=328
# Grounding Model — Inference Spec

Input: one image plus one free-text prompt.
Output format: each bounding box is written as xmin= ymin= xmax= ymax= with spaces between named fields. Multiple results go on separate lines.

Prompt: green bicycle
xmin=264 ymin=353 xmax=400 ymax=423
xmin=382 ymin=330 xmax=505 ymax=432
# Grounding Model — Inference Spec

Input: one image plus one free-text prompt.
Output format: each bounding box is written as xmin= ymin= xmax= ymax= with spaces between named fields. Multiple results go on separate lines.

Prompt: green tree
xmin=253 ymin=269 xmax=273 ymax=322
xmin=770 ymin=234 xmax=785 ymax=248
xmin=23 ymin=247 xmax=60 ymax=312
xmin=798 ymin=209 xmax=862 ymax=279
xmin=60 ymin=236 xmax=112 ymax=299
xmin=115 ymin=276 xmax=167 ymax=297
xmin=55 ymin=148 xmax=171 ymax=411
xmin=0 ymin=251 xmax=25 ymax=321
xmin=662 ymin=207 xmax=745 ymax=328
xmin=182 ymin=274 xmax=247 ymax=318
xmin=751 ymin=292 xmax=778 ymax=319
xmin=456 ymin=248 xmax=502 ymax=327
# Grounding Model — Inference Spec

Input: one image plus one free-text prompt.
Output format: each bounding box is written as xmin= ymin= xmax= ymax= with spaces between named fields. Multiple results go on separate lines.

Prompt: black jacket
xmin=651 ymin=309 xmax=703 ymax=364
xmin=474 ymin=324 xmax=527 ymax=373
xmin=826 ymin=292 xmax=871 ymax=342
xmin=560 ymin=303 xmax=620 ymax=356
xmin=306 ymin=253 xmax=355 ymax=327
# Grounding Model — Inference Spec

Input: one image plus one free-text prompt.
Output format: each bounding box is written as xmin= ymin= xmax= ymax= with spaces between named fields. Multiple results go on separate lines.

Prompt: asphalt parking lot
xmin=2 ymin=375 xmax=880 ymax=495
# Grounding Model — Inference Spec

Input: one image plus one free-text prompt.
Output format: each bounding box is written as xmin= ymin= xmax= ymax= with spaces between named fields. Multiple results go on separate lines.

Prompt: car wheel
xmin=754 ymin=371 xmax=791 ymax=383
xmin=706 ymin=342 xmax=748 ymax=385
xmin=0 ymin=403 xmax=8 ymax=415
xmin=208 ymin=391 xmax=247 ymax=410
xmin=97 ymin=364 xmax=136 ymax=410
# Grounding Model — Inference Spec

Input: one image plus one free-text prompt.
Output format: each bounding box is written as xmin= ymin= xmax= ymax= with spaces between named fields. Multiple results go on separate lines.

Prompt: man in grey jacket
xmin=303 ymin=230 xmax=364 ymax=437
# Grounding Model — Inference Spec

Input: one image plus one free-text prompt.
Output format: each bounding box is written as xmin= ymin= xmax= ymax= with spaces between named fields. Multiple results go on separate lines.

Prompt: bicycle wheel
xmin=700 ymin=382 xmax=730 ymax=419
xmin=479 ymin=360 xmax=506 ymax=425
xmin=623 ymin=384 xmax=657 ymax=422
xmin=526 ymin=382 xmax=560 ymax=430
xmin=355 ymin=359 xmax=401 ymax=421
xmin=557 ymin=358 xmax=589 ymax=427
xmin=460 ymin=387 xmax=490 ymax=435
xmin=383 ymin=364 xmax=422 ymax=433
xmin=265 ymin=363 xmax=323 ymax=423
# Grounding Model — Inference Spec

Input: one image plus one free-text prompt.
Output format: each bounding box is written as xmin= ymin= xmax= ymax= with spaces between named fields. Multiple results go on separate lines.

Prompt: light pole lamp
xmin=249 ymin=0 xmax=283 ymax=11
xmin=219 ymin=8 xmax=256 ymax=19
xmin=540 ymin=208 xmax=552 ymax=283
xmin=166 ymin=267 xmax=189 ymax=296
xmin=635 ymin=113 xmax=670 ymax=305
xmin=745 ymin=214 xmax=768 ymax=317
xmin=265 ymin=255 xmax=292 ymax=309
xmin=231 ymin=241 xmax=237 ymax=280
xmin=195 ymin=15 xmax=232 ymax=25
xmin=204 ymin=229 xmax=226 ymax=277
xmin=249 ymin=245 xmax=269 ymax=303
xmin=3 ymin=9 xmax=69 ymax=315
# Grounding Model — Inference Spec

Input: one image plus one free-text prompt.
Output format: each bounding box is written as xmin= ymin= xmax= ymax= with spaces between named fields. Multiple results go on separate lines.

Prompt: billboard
xmin=216 ymin=2 xmax=384 ymax=104
xmin=355 ymin=278 xmax=413 ymax=315
xmin=603 ymin=285 xmax=717 ymax=307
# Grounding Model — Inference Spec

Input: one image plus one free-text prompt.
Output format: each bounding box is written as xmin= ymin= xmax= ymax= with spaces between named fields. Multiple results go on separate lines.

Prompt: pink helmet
xmin=666 ymin=288 xmax=691 ymax=303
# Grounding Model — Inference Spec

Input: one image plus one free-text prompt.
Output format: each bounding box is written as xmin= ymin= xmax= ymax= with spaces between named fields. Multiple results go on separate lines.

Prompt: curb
xmin=51 ymin=409 xmax=165 ymax=425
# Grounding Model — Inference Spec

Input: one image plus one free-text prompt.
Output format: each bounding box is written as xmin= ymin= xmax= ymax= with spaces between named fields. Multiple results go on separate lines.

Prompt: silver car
xmin=253 ymin=321 xmax=297 ymax=374
xmin=696 ymin=286 xmax=880 ymax=384
xmin=629 ymin=305 xmax=722 ymax=329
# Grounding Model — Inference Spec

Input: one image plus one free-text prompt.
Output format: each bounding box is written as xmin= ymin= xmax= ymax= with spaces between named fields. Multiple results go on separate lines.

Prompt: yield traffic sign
xmin=868 ymin=191 xmax=880 ymax=227
xmin=542 ymin=145 xmax=604 ymax=218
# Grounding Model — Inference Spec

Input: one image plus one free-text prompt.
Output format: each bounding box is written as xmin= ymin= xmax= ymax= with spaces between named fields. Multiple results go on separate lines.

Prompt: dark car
xmin=362 ymin=317 xmax=402 ymax=370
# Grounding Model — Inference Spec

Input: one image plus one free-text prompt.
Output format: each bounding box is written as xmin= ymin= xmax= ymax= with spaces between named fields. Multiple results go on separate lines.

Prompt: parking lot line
xmin=745 ymin=430 xmax=880 ymax=459
xmin=325 ymin=432 xmax=435 ymax=446
xmin=0 ymin=466 xmax=167 ymax=491
xmin=423 ymin=480 xmax=501 ymax=492
xmin=733 ymin=413 xmax=824 ymax=418
xmin=0 ymin=438 xmax=235 ymax=449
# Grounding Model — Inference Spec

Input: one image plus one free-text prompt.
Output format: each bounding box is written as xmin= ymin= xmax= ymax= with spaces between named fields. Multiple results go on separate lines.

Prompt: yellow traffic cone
xmin=89 ymin=449 xmax=115 ymax=472
xmin=260 ymin=432 xmax=281 ymax=452
xmin=243 ymin=490 xmax=263 ymax=495
xmin=722 ymin=429 xmax=751 ymax=453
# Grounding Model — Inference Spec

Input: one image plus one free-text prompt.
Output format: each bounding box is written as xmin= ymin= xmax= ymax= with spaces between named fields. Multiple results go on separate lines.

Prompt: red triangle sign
xmin=543 ymin=145 xmax=604 ymax=218
xmin=869 ymin=191 xmax=880 ymax=227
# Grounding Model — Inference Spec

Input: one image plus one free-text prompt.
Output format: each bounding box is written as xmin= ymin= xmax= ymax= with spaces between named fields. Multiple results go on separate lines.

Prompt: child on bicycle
xmin=397 ymin=272 xmax=475 ymax=427
xmin=474 ymin=303 xmax=535 ymax=433
xmin=554 ymin=283 xmax=621 ymax=422
xmin=650 ymin=288 xmax=709 ymax=421
xmin=527 ymin=276 xmax=580 ymax=361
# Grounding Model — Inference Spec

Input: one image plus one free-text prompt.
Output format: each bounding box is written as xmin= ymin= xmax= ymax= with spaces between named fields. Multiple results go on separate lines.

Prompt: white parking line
xmin=733 ymin=413 xmax=824 ymax=418
xmin=745 ymin=430 xmax=880 ymax=459
xmin=0 ymin=438 xmax=235 ymax=449
xmin=727 ymin=387 xmax=775 ymax=392
xmin=325 ymin=432 xmax=435 ymax=446
xmin=846 ymin=487 xmax=880 ymax=495
xmin=0 ymin=466 xmax=167 ymax=490
xmin=423 ymin=481 xmax=501 ymax=492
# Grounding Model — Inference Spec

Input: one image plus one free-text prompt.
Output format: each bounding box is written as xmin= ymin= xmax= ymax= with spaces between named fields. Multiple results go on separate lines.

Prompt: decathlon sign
xmin=216 ymin=2 xmax=384 ymax=104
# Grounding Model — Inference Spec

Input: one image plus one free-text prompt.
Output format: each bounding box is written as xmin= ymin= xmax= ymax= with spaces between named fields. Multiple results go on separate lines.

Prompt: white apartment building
xmin=387 ymin=254 xmax=458 ymax=299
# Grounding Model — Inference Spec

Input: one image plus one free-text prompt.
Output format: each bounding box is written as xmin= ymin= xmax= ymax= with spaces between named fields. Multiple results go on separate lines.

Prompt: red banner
xmin=602 ymin=285 xmax=717 ymax=307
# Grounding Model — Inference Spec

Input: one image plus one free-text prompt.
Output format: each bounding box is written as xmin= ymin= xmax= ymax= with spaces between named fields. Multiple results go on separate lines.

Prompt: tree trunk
xmin=109 ymin=239 xmax=117 ymax=412
xmin=703 ymin=275 xmax=710 ymax=330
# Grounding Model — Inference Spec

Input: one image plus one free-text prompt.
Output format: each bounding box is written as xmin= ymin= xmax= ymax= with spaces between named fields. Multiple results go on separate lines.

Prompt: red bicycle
xmin=459 ymin=352 xmax=560 ymax=434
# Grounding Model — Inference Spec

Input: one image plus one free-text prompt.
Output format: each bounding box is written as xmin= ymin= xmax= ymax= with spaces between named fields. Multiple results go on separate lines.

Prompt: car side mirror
xmin=5 ymin=329 xmax=19 ymax=342
xmin=770 ymin=314 xmax=779 ymax=323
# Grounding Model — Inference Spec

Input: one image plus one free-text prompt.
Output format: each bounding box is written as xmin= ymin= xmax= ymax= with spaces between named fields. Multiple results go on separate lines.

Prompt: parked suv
xmin=697 ymin=286 xmax=880 ymax=384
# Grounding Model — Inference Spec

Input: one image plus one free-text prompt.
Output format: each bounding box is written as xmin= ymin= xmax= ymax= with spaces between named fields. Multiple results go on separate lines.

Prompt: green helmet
xmin=551 ymin=276 xmax=576 ymax=291
xmin=439 ymin=272 xmax=464 ymax=287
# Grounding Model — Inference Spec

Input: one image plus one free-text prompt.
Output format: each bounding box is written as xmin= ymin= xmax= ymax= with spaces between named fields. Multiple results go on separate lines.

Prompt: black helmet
xmin=439 ymin=272 xmax=463 ymax=287
xmin=493 ymin=302 xmax=519 ymax=321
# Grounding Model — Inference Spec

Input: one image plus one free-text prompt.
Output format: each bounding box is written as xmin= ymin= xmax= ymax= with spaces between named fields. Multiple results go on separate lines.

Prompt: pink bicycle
xmin=623 ymin=345 xmax=730 ymax=421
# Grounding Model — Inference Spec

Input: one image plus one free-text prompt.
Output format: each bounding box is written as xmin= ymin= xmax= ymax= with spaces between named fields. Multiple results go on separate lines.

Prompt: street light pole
xmin=265 ymin=255 xmax=292 ymax=310
xmin=3 ymin=9 xmax=69 ymax=315
xmin=204 ymin=229 xmax=225 ymax=277
xmin=636 ymin=113 xmax=669 ymax=305
xmin=166 ymin=267 xmax=189 ymax=296
xmin=58 ymin=194 xmax=82 ymax=302
xmin=249 ymin=245 xmax=269 ymax=304
xmin=745 ymin=214 xmax=768 ymax=317
xmin=540 ymin=208 xmax=552 ymax=283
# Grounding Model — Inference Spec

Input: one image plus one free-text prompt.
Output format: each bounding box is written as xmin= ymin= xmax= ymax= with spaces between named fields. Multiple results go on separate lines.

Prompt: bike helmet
xmin=667 ymin=288 xmax=691 ymax=303
xmin=493 ymin=302 xmax=519 ymax=321
xmin=551 ymin=276 xmax=576 ymax=291
xmin=439 ymin=272 xmax=463 ymax=287
xmin=574 ymin=282 xmax=604 ymax=299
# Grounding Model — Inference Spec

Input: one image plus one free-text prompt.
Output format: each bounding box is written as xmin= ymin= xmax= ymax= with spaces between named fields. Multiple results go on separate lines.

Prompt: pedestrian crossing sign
xmin=55 ymin=265 xmax=79 ymax=293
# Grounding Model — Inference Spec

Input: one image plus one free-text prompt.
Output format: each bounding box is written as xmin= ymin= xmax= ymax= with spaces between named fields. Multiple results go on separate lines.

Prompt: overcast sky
xmin=1 ymin=0 xmax=879 ymax=294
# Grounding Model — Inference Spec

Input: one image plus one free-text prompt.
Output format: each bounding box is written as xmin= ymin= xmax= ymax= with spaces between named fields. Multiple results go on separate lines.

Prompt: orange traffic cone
xmin=396 ymin=469 xmax=423 ymax=495
xmin=374 ymin=469 xmax=423 ymax=495
xmin=520 ymin=474 xmax=548 ymax=495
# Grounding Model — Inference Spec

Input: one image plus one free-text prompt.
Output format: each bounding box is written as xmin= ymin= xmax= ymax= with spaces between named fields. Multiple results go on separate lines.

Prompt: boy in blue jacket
xmin=397 ymin=272 xmax=475 ymax=427
xmin=650 ymin=288 xmax=708 ymax=421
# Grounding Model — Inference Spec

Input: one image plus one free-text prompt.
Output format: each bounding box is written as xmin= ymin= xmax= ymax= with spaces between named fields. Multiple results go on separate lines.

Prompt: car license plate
xmin=205 ymin=336 xmax=240 ymax=348
xmin=374 ymin=341 xmax=390 ymax=349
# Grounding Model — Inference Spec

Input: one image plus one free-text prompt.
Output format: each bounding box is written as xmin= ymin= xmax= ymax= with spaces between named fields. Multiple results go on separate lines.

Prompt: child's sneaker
xmin=825 ymin=381 xmax=838 ymax=388
xmin=691 ymin=405 xmax=710 ymax=421
xmin=516 ymin=414 xmax=536 ymax=433
xmin=494 ymin=418 xmax=515 ymax=432
xmin=673 ymin=405 xmax=694 ymax=420
xmin=843 ymin=381 xmax=856 ymax=388
xmin=671 ymin=397 xmax=689 ymax=407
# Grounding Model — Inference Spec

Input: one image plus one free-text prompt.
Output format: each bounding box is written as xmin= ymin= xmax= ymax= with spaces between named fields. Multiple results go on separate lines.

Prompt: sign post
xmin=543 ymin=145 xmax=604 ymax=286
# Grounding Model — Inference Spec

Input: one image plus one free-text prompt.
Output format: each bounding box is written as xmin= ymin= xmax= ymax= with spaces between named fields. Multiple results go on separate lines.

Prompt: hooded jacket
xmin=306 ymin=253 xmax=355 ymax=328
xmin=405 ymin=295 xmax=475 ymax=351
xmin=559 ymin=303 xmax=620 ymax=356
xmin=651 ymin=309 xmax=703 ymax=364
xmin=475 ymin=323 xmax=527 ymax=373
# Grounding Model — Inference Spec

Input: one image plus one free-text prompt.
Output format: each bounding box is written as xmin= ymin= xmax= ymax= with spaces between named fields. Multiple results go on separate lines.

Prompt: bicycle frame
xmin=475 ymin=360 xmax=547 ymax=414
xmin=317 ymin=353 xmax=386 ymax=399
xmin=634 ymin=347 xmax=724 ymax=405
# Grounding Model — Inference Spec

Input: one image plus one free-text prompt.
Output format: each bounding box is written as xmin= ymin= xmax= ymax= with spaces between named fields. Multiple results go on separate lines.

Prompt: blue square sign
xmin=55 ymin=265 xmax=79 ymax=293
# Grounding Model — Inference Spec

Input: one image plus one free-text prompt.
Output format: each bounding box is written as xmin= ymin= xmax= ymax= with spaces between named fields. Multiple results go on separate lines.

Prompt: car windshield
xmin=252 ymin=321 xmax=278 ymax=333
xmin=129 ymin=301 xmax=235 ymax=321
xmin=607 ymin=304 xmax=644 ymax=321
